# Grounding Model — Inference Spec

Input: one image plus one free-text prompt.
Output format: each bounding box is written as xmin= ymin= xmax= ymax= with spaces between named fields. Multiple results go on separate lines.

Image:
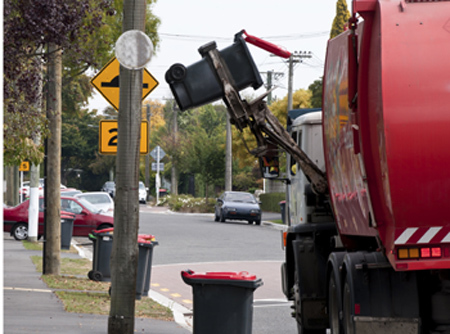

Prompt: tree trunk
xmin=44 ymin=43 xmax=62 ymax=275
xmin=108 ymin=1 xmax=146 ymax=332
xmin=5 ymin=166 xmax=16 ymax=206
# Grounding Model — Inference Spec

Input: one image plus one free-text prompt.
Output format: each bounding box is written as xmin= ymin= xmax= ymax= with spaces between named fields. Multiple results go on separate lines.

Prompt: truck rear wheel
xmin=328 ymin=274 xmax=342 ymax=334
xmin=343 ymin=280 xmax=355 ymax=334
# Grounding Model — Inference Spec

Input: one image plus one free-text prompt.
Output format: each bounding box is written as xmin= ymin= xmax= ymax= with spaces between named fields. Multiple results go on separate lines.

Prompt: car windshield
xmin=225 ymin=193 xmax=256 ymax=203
xmin=79 ymin=194 xmax=111 ymax=205
xmin=76 ymin=198 xmax=101 ymax=214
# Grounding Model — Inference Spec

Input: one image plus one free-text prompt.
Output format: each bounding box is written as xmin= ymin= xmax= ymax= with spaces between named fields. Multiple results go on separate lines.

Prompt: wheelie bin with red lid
xmin=181 ymin=269 xmax=263 ymax=334
xmin=88 ymin=227 xmax=114 ymax=281
xmin=136 ymin=234 xmax=159 ymax=299
xmin=60 ymin=213 xmax=75 ymax=250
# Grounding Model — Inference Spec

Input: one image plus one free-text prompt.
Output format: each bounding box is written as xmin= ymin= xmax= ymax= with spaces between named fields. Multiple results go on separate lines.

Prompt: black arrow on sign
xmin=101 ymin=75 xmax=148 ymax=89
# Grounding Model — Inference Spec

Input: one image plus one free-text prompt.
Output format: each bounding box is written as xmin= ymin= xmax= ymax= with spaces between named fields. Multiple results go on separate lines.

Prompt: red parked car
xmin=4 ymin=196 xmax=114 ymax=241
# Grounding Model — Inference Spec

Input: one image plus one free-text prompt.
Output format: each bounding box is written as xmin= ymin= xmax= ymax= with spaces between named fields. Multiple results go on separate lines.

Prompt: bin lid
xmin=94 ymin=227 xmax=114 ymax=234
xmin=61 ymin=211 xmax=76 ymax=219
xmin=138 ymin=234 xmax=156 ymax=241
xmin=182 ymin=269 xmax=257 ymax=281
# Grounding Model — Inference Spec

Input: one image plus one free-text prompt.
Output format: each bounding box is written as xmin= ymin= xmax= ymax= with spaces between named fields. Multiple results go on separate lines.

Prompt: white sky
xmin=87 ymin=0 xmax=338 ymax=111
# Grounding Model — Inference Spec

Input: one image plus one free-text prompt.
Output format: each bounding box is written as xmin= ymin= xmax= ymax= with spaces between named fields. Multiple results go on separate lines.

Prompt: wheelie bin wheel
xmin=91 ymin=270 xmax=103 ymax=282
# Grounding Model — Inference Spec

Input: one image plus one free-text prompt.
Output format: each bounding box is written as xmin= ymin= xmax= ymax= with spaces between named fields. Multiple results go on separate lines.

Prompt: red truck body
xmin=323 ymin=0 xmax=450 ymax=271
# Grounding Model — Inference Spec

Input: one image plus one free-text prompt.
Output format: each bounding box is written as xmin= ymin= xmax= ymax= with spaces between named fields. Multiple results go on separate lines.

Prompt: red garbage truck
xmin=165 ymin=1 xmax=450 ymax=332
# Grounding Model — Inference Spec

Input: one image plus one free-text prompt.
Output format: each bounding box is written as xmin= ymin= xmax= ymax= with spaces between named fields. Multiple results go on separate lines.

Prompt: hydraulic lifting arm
xmin=199 ymin=42 xmax=329 ymax=196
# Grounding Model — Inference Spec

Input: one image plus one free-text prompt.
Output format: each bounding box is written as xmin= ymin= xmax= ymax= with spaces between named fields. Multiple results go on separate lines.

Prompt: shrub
xmin=157 ymin=194 xmax=215 ymax=213
xmin=259 ymin=192 xmax=285 ymax=212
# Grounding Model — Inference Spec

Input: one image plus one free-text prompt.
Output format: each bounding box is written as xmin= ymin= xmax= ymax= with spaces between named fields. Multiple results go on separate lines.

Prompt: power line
xmin=159 ymin=31 xmax=329 ymax=42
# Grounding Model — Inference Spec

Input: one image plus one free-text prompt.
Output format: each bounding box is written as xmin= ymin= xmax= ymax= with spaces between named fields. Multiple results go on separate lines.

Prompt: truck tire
xmin=328 ymin=274 xmax=342 ymax=334
xmin=294 ymin=272 xmax=326 ymax=334
xmin=343 ymin=279 xmax=355 ymax=334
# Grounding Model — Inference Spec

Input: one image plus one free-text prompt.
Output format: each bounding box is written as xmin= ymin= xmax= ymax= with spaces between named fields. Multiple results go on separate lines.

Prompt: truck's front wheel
xmin=294 ymin=272 xmax=326 ymax=334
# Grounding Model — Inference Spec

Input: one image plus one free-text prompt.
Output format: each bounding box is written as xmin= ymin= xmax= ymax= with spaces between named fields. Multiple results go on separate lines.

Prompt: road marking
xmin=160 ymin=288 xmax=169 ymax=292
xmin=151 ymin=283 xmax=160 ymax=287
xmin=4 ymin=287 xmax=52 ymax=293
xmin=170 ymin=293 xmax=181 ymax=298
xmin=182 ymin=299 xmax=193 ymax=304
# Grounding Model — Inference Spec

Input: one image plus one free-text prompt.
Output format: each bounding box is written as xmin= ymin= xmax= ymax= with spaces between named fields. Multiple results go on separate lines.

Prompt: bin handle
xmin=242 ymin=30 xmax=291 ymax=59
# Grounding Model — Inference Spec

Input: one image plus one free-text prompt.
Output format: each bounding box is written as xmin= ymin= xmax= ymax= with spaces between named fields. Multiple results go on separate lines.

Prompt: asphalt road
xmin=138 ymin=207 xmax=298 ymax=334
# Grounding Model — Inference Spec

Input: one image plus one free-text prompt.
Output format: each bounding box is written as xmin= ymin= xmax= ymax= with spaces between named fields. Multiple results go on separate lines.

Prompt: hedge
xmin=259 ymin=192 xmax=285 ymax=212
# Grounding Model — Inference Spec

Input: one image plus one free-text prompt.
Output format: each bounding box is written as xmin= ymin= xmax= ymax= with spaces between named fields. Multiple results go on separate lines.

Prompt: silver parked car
xmin=75 ymin=192 xmax=114 ymax=216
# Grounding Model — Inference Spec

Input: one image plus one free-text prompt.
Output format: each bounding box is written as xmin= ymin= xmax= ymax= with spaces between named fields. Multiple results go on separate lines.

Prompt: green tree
xmin=308 ymin=78 xmax=323 ymax=108
xmin=61 ymin=110 xmax=110 ymax=190
xmin=330 ymin=0 xmax=351 ymax=39
xmin=178 ymin=105 xmax=227 ymax=198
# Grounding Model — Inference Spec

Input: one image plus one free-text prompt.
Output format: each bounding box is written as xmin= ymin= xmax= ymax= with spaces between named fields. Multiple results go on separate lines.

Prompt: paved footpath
xmin=3 ymin=234 xmax=191 ymax=334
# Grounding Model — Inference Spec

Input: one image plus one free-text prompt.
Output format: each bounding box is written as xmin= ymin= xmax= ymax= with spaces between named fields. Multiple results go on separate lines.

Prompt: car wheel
xmin=13 ymin=223 xmax=28 ymax=241
xmin=255 ymin=219 xmax=261 ymax=225
xmin=219 ymin=210 xmax=225 ymax=222
xmin=248 ymin=220 xmax=253 ymax=224
xmin=214 ymin=211 xmax=219 ymax=222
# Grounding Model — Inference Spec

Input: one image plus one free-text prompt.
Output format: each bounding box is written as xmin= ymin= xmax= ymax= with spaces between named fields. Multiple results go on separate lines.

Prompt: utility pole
xmin=29 ymin=49 xmax=43 ymax=243
xmin=44 ymin=42 xmax=62 ymax=275
xmin=261 ymin=70 xmax=284 ymax=105
xmin=287 ymin=51 xmax=312 ymax=111
xmin=108 ymin=0 xmax=150 ymax=333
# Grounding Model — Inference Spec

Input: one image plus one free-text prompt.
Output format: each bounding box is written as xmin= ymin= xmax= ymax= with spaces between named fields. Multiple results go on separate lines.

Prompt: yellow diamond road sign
xmin=99 ymin=120 xmax=149 ymax=155
xmin=91 ymin=57 xmax=159 ymax=111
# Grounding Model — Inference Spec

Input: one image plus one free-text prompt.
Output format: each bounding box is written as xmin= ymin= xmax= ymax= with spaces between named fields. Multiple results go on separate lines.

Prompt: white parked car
xmin=75 ymin=192 xmax=114 ymax=216
xmin=20 ymin=179 xmax=66 ymax=198
xmin=139 ymin=181 xmax=148 ymax=204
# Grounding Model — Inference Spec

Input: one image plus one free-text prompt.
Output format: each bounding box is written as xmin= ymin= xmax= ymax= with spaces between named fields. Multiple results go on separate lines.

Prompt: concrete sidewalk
xmin=3 ymin=234 xmax=191 ymax=334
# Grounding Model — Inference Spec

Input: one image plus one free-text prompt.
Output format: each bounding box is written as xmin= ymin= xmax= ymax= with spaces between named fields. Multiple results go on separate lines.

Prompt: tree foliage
xmin=3 ymin=0 xmax=110 ymax=165
xmin=330 ymin=0 xmax=351 ymax=39
xmin=4 ymin=0 xmax=161 ymax=166
xmin=308 ymin=78 xmax=323 ymax=108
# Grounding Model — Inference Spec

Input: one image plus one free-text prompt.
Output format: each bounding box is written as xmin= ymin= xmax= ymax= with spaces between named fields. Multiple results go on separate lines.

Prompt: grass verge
xmin=270 ymin=219 xmax=284 ymax=225
xmin=30 ymin=255 xmax=173 ymax=320
xmin=23 ymin=240 xmax=77 ymax=253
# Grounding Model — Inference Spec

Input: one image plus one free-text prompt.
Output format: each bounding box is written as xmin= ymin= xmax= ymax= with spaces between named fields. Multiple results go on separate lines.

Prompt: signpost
xmin=19 ymin=161 xmax=29 ymax=203
xmin=99 ymin=120 xmax=149 ymax=155
xmin=90 ymin=57 xmax=158 ymax=111
xmin=150 ymin=145 xmax=165 ymax=203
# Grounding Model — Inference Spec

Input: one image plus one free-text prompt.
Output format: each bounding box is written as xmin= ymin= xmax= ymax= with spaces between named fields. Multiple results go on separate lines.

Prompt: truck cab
xmin=286 ymin=109 xmax=332 ymax=226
